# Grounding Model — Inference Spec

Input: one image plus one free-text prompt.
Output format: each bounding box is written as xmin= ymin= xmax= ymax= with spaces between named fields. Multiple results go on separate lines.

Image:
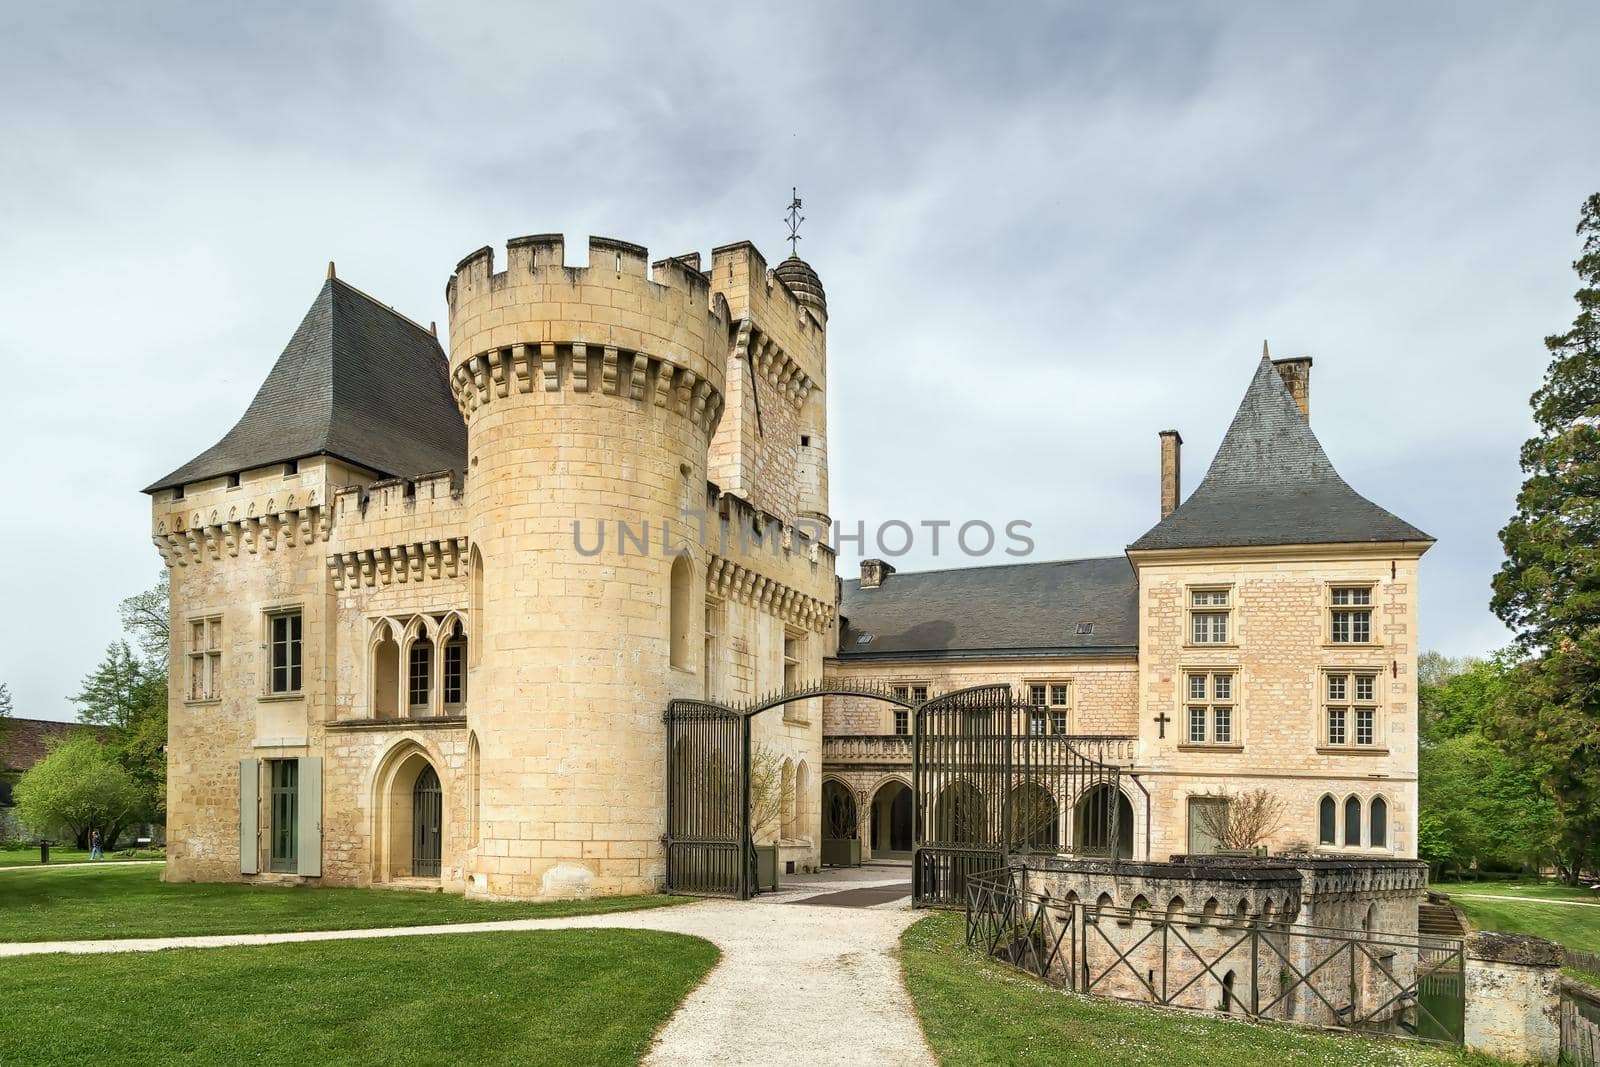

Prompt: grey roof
xmin=146 ymin=278 xmax=467 ymax=492
xmin=1128 ymin=357 xmax=1431 ymax=552
xmin=774 ymin=255 xmax=826 ymax=317
xmin=837 ymin=556 xmax=1138 ymax=659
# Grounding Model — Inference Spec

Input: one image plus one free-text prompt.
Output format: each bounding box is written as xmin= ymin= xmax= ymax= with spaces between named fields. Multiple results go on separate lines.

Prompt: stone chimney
xmin=1159 ymin=430 xmax=1182 ymax=520
xmin=1272 ymin=356 xmax=1313 ymax=421
xmin=860 ymin=559 xmax=895 ymax=589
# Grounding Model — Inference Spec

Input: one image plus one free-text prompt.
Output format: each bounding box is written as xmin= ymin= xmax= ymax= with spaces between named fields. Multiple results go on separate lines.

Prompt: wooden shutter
xmin=239 ymin=758 xmax=259 ymax=875
xmin=296 ymin=756 xmax=322 ymax=877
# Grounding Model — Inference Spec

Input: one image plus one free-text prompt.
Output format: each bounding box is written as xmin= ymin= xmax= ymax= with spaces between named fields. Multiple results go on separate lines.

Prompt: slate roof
xmin=1127 ymin=356 xmax=1431 ymax=552
xmin=837 ymin=556 xmax=1138 ymax=659
xmin=145 ymin=277 xmax=467 ymax=493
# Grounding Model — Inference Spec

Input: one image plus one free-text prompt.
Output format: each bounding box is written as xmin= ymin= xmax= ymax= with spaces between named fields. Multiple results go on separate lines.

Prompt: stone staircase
xmin=1419 ymin=894 xmax=1467 ymax=938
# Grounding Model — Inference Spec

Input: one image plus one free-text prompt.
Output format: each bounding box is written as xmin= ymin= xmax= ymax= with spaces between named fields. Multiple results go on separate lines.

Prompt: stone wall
xmin=1464 ymin=933 xmax=1562 ymax=1063
xmin=1130 ymin=547 xmax=1424 ymax=860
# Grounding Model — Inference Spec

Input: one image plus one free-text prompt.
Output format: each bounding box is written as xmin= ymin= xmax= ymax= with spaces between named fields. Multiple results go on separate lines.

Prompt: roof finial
xmin=784 ymin=187 xmax=804 ymax=256
xmin=328 ymin=261 xmax=337 ymax=280
xmin=1262 ymin=338 xmax=1270 ymax=361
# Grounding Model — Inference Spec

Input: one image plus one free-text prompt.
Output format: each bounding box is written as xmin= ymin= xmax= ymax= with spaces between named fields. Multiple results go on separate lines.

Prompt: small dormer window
xmin=227 ymin=473 xmax=241 ymax=488
xmin=1076 ymin=622 xmax=1093 ymax=635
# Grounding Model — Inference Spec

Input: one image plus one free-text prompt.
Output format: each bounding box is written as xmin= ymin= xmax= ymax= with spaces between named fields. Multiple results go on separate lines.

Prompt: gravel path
xmin=0 ymin=896 xmax=935 ymax=1066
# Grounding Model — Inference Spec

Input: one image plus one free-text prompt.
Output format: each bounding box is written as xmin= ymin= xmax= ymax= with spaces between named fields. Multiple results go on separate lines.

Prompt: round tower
xmin=446 ymin=235 xmax=729 ymax=899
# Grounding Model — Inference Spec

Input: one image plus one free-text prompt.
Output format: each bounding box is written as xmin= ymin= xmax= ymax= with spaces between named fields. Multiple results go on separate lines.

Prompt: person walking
xmin=89 ymin=829 xmax=103 ymax=861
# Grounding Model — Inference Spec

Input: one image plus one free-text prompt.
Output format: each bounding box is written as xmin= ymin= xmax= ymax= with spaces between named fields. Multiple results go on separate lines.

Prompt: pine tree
xmin=1491 ymin=193 xmax=1600 ymax=881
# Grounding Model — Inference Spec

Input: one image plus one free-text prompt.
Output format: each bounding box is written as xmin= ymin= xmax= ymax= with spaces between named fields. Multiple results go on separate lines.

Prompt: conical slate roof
xmin=145 ymin=277 xmax=467 ymax=493
xmin=1128 ymin=357 xmax=1431 ymax=551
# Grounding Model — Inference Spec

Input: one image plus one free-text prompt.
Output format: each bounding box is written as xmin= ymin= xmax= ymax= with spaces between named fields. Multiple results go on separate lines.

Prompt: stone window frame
xmin=1184 ymin=584 xmax=1236 ymax=648
xmin=367 ymin=612 xmax=468 ymax=720
xmin=781 ymin=626 xmax=810 ymax=725
xmin=185 ymin=612 xmax=223 ymax=705
xmin=1023 ymin=679 xmax=1071 ymax=735
xmin=1324 ymin=582 xmax=1380 ymax=647
xmin=888 ymin=681 xmax=929 ymax=735
xmin=261 ymin=604 xmax=305 ymax=699
xmin=1318 ymin=666 xmax=1387 ymax=754
xmin=1177 ymin=668 xmax=1243 ymax=751
xmin=1317 ymin=791 xmax=1394 ymax=853
xmin=703 ymin=595 xmax=724 ymax=701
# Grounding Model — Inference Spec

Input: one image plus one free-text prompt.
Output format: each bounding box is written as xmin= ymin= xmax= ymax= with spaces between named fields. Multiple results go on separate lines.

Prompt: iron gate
xmin=914 ymin=685 xmax=1124 ymax=907
xmin=412 ymin=765 xmax=442 ymax=878
xmin=665 ymin=683 xmax=1125 ymax=903
xmin=663 ymin=699 xmax=750 ymax=897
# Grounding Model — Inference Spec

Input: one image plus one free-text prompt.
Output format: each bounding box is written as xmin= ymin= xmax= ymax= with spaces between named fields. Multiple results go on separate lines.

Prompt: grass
xmin=1430 ymin=883 xmax=1600 ymax=989
xmin=0 ymin=928 xmax=718 ymax=1066
xmin=0 ymin=865 xmax=691 ymax=943
xmin=0 ymin=846 xmax=166 ymax=867
xmin=1431 ymin=879 xmax=1600 ymax=904
xmin=899 ymin=911 xmax=1503 ymax=1066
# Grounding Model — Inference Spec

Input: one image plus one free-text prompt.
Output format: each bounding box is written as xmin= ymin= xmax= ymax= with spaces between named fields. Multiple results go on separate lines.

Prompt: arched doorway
xmin=1074 ymin=783 xmax=1134 ymax=858
xmin=1009 ymin=782 xmax=1060 ymax=852
xmin=822 ymin=779 xmax=857 ymax=840
xmin=373 ymin=743 xmax=445 ymax=884
xmin=412 ymin=766 xmax=442 ymax=877
xmin=870 ymin=780 xmax=913 ymax=858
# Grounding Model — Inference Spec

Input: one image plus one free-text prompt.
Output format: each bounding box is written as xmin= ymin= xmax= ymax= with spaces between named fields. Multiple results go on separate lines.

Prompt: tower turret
xmin=447 ymin=234 xmax=729 ymax=898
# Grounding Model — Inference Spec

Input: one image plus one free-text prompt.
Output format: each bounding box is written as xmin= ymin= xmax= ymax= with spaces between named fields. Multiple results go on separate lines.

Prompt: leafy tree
xmin=12 ymin=734 xmax=145 ymax=849
xmin=1490 ymin=192 xmax=1600 ymax=882
xmin=1416 ymin=654 xmax=1558 ymax=878
xmin=70 ymin=640 xmax=167 ymax=813
xmin=119 ymin=571 xmax=170 ymax=669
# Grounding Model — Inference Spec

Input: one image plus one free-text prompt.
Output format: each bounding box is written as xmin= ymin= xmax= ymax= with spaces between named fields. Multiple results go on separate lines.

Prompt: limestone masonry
xmin=146 ymin=233 xmax=1431 ymax=898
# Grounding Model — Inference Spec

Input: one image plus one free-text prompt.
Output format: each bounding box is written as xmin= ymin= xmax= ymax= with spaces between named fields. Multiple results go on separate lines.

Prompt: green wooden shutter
xmin=296 ymin=756 xmax=322 ymax=877
xmin=239 ymin=758 xmax=259 ymax=875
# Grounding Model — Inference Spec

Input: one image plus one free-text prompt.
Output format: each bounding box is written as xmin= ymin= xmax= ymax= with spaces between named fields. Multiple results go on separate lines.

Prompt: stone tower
xmin=446 ymin=236 xmax=730 ymax=898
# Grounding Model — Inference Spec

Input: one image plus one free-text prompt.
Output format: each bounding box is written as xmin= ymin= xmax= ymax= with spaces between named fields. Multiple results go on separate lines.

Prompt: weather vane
xmin=784 ymin=187 xmax=804 ymax=256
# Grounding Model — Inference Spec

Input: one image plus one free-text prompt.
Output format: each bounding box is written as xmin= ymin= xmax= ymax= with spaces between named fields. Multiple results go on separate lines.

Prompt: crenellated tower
xmin=447 ymin=235 xmax=730 ymax=898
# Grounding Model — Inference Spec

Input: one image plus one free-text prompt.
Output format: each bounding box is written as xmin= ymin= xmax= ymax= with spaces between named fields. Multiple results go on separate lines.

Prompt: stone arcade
xmin=146 ymin=235 xmax=1431 ymax=901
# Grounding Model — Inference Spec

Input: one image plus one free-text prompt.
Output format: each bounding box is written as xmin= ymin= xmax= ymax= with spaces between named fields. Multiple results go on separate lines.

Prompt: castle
xmin=145 ymin=233 xmax=1430 ymax=899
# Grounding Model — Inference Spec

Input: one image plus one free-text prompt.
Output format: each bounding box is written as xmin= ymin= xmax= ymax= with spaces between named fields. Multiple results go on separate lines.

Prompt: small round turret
xmin=774 ymin=255 xmax=826 ymax=319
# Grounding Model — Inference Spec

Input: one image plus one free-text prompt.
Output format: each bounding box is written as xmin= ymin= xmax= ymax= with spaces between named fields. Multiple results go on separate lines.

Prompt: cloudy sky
xmin=2 ymin=2 xmax=1596 ymax=721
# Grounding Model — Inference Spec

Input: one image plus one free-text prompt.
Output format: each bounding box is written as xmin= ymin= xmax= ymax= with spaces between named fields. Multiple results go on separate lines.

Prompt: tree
xmin=119 ymin=571 xmax=170 ymax=669
xmin=1490 ymin=193 xmax=1600 ymax=882
xmin=70 ymin=641 xmax=168 ymax=813
xmin=1193 ymin=788 xmax=1287 ymax=851
xmin=1416 ymin=654 xmax=1558 ymax=878
xmin=748 ymin=745 xmax=784 ymax=843
xmin=0 ymin=680 xmax=11 ymax=741
xmin=12 ymin=735 xmax=146 ymax=849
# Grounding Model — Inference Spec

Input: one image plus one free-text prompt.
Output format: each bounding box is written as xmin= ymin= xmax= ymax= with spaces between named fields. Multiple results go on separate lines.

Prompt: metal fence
xmin=966 ymin=864 xmax=1465 ymax=1045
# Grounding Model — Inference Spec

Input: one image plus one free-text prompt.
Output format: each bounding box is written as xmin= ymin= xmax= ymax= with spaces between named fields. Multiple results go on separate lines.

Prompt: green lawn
xmin=899 ymin=912 xmax=1502 ymax=1066
xmin=1 ymin=865 xmax=690 ymax=943
xmin=0 ymin=846 xmax=166 ymax=867
xmin=1430 ymin=883 xmax=1600 ymax=987
xmin=1431 ymin=879 xmax=1600 ymax=904
xmin=0 ymin=929 xmax=717 ymax=1066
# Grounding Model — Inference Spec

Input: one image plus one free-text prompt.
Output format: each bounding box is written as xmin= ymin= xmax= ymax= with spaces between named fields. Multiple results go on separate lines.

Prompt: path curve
xmin=0 ymin=898 xmax=935 ymax=1066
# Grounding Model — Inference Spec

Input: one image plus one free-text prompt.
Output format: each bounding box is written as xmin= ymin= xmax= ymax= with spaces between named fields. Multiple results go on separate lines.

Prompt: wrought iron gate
xmin=663 ymin=699 xmax=750 ymax=897
xmin=914 ymin=685 xmax=1123 ymax=907
xmin=665 ymin=683 xmax=1123 ymax=904
xmin=412 ymin=765 xmax=442 ymax=878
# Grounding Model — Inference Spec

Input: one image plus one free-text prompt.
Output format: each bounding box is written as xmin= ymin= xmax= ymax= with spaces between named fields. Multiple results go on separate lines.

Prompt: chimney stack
xmin=1159 ymin=430 xmax=1182 ymax=520
xmin=860 ymin=559 xmax=895 ymax=589
xmin=1272 ymin=355 xmax=1313 ymax=422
